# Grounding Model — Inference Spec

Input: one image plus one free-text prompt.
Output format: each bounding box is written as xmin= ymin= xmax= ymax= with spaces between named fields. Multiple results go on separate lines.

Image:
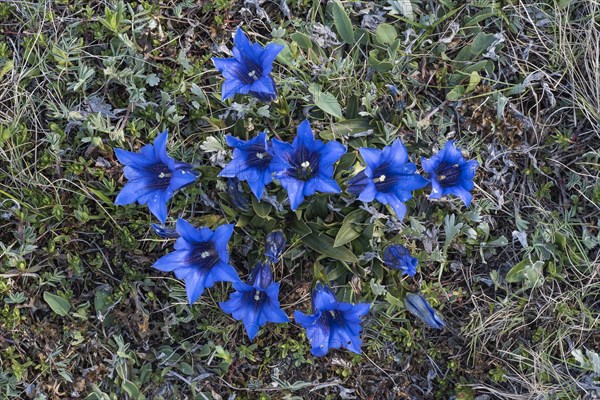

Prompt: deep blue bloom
xmin=294 ymin=283 xmax=370 ymax=357
xmin=264 ymin=231 xmax=286 ymax=263
xmin=226 ymin=178 xmax=250 ymax=211
xmin=220 ymin=132 xmax=280 ymax=200
xmin=346 ymin=139 xmax=428 ymax=219
xmin=114 ymin=131 xmax=197 ymax=224
xmin=153 ymin=218 xmax=240 ymax=305
xmin=383 ymin=244 xmax=417 ymax=276
xmin=220 ymin=261 xmax=289 ymax=340
xmin=212 ymin=27 xmax=283 ymax=102
xmin=421 ymin=140 xmax=479 ymax=206
xmin=404 ymin=293 xmax=445 ymax=329
xmin=272 ymin=120 xmax=346 ymax=210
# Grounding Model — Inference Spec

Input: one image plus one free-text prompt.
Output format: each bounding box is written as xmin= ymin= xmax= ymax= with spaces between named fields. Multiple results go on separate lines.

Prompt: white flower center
xmin=301 ymin=161 xmax=310 ymax=169
xmin=378 ymin=174 xmax=386 ymax=182
xmin=254 ymin=290 xmax=261 ymax=301
xmin=256 ymin=152 xmax=264 ymax=159
xmin=200 ymin=251 xmax=210 ymax=259
xmin=329 ymin=310 xmax=336 ymax=318
xmin=159 ymin=172 xmax=166 ymax=178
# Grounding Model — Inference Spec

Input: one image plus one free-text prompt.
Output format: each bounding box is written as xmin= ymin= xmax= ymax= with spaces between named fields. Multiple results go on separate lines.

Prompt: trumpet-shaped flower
xmin=220 ymin=261 xmax=289 ymax=340
xmin=383 ymin=244 xmax=417 ymax=276
xmin=219 ymin=132 xmax=280 ymax=200
xmin=294 ymin=283 xmax=370 ymax=357
xmin=272 ymin=120 xmax=346 ymax=210
xmin=421 ymin=140 xmax=479 ymax=206
xmin=264 ymin=231 xmax=286 ymax=263
xmin=404 ymin=293 xmax=445 ymax=329
xmin=114 ymin=131 xmax=197 ymax=224
xmin=346 ymin=139 xmax=428 ymax=219
xmin=153 ymin=219 xmax=240 ymax=305
xmin=212 ymin=27 xmax=283 ymax=102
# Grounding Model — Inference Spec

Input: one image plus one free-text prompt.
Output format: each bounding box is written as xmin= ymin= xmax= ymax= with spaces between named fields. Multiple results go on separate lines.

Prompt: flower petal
xmin=356 ymin=180 xmax=377 ymax=202
xmin=279 ymin=177 xmax=306 ymax=210
xmin=114 ymin=179 xmax=155 ymax=205
xmin=358 ymin=147 xmax=381 ymax=169
xmin=114 ymin=147 xmax=156 ymax=167
xmin=153 ymin=131 xmax=171 ymax=166
xmin=260 ymin=43 xmax=284 ymax=74
xmin=210 ymin=261 xmax=240 ymax=283
xmin=170 ymin=169 xmax=197 ymax=191
xmin=153 ymin=250 xmax=190 ymax=272
xmin=146 ymin=189 xmax=170 ymax=224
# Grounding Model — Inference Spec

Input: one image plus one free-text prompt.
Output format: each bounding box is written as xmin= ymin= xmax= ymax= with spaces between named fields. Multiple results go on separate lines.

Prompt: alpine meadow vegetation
xmin=1 ymin=1 xmax=599 ymax=399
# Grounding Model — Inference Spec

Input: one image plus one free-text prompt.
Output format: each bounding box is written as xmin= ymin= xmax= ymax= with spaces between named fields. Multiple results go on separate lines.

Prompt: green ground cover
xmin=0 ymin=1 xmax=599 ymax=399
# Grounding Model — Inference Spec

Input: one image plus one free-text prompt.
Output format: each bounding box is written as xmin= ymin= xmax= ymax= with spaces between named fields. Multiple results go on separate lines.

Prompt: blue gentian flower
xmin=346 ymin=139 xmax=428 ymax=220
xmin=264 ymin=231 xmax=286 ymax=263
xmin=294 ymin=283 xmax=370 ymax=357
xmin=219 ymin=132 xmax=279 ymax=200
xmin=153 ymin=219 xmax=240 ymax=305
xmin=272 ymin=120 xmax=346 ymax=210
xmin=226 ymin=178 xmax=250 ymax=211
xmin=421 ymin=141 xmax=479 ymax=206
xmin=220 ymin=261 xmax=289 ymax=340
xmin=383 ymin=244 xmax=417 ymax=276
xmin=114 ymin=131 xmax=197 ymax=224
xmin=404 ymin=293 xmax=445 ymax=330
xmin=212 ymin=27 xmax=284 ymax=102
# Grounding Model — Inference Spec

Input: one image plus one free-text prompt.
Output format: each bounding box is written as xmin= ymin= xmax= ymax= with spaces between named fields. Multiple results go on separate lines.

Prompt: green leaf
xmin=334 ymin=209 xmax=368 ymax=247
xmin=368 ymin=50 xmax=393 ymax=73
xmin=309 ymin=85 xmax=343 ymax=119
xmin=145 ymin=73 xmax=160 ymax=87
xmin=376 ymin=23 xmax=397 ymax=44
xmin=290 ymin=32 xmax=313 ymax=49
xmin=443 ymin=214 xmax=463 ymax=253
xmin=43 ymin=291 xmax=71 ymax=317
xmin=0 ymin=59 xmax=14 ymax=81
xmin=94 ymin=287 xmax=112 ymax=314
xmin=332 ymin=1 xmax=355 ymax=45
xmin=497 ymin=94 xmax=509 ymax=121
xmin=465 ymin=71 xmax=481 ymax=93
xmin=472 ymin=32 xmax=497 ymax=55
xmin=505 ymin=258 xmax=529 ymax=283
xmin=333 ymin=223 xmax=362 ymax=248
xmin=290 ymin=218 xmax=312 ymax=239
xmin=121 ymin=380 xmax=143 ymax=399
xmin=387 ymin=0 xmax=415 ymax=21
xmin=303 ymin=233 xmax=358 ymax=263
xmin=270 ymin=39 xmax=294 ymax=66
xmin=330 ymin=118 xmax=371 ymax=136
xmin=251 ymin=196 xmax=272 ymax=218
xmin=446 ymin=85 xmax=465 ymax=101
xmin=354 ymin=28 xmax=370 ymax=45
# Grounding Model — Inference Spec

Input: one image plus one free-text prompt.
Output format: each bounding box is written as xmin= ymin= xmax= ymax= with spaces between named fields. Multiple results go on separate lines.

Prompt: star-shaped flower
xmin=153 ymin=219 xmax=240 ymax=305
xmin=421 ymin=141 xmax=479 ymax=206
xmin=220 ymin=261 xmax=289 ymax=340
xmin=212 ymin=27 xmax=284 ymax=102
xmin=294 ymin=283 xmax=370 ymax=357
xmin=272 ymin=120 xmax=346 ymax=210
xmin=346 ymin=139 xmax=428 ymax=219
xmin=219 ymin=132 xmax=281 ymax=200
xmin=114 ymin=131 xmax=197 ymax=224
xmin=383 ymin=244 xmax=417 ymax=276
xmin=404 ymin=293 xmax=445 ymax=330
